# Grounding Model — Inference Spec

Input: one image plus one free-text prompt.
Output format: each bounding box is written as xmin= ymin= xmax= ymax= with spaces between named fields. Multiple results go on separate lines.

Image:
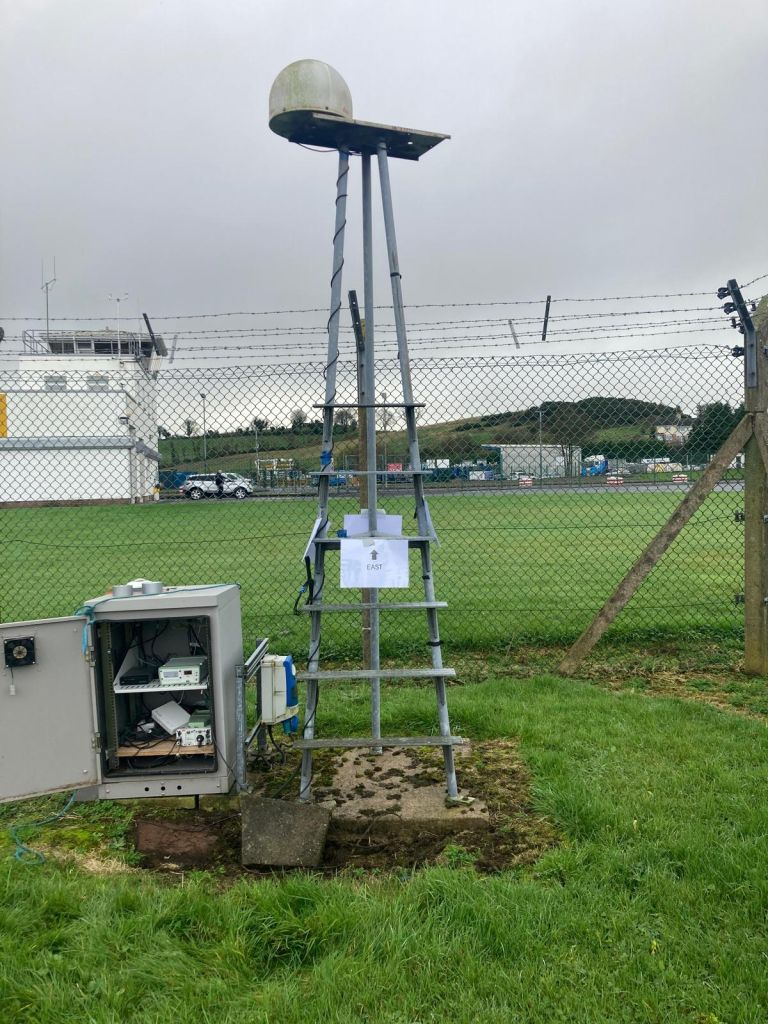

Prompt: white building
xmin=0 ymin=329 xmax=166 ymax=506
xmin=483 ymin=443 xmax=582 ymax=479
xmin=655 ymin=423 xmax=693 ymax=446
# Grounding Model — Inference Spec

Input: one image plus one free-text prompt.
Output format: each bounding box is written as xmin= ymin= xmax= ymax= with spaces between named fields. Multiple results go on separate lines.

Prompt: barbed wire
xmin=0 ymin=329 xmax=730 ymax=362
xmin=0 ymin=343 xmax=736 ymax=379
xmin=134 ymin=325 xmax=732 ymax=360
xmin=1 ymin=274 xmax=764 ymax=322
xmin=741 ymin=271 xmax=768 ymax=288
xmin=5 ymin=317 xmax=727 ymax=347
xmin=8 ymin=305 xmax=726 ymax=338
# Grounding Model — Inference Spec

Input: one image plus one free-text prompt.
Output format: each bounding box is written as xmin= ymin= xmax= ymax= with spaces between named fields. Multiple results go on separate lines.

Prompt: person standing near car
xmin=215 ymin=471 xmax=224 ymax=499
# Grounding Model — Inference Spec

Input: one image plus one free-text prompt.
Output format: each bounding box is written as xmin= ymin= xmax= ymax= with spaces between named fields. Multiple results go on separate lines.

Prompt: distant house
xmin=655 ymin=423 xmax=692 ymax=446
xmin=0 ymin=329 xmax=166 ymax=506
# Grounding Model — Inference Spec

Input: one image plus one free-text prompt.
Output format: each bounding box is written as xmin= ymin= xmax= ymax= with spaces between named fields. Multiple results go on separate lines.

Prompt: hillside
xmin=158 ymin=397 xmax=698 ymax=474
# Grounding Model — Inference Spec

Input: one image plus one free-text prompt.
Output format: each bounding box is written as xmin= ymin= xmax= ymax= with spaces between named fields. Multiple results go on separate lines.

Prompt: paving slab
xmin=240 ymin=794 xmax=331 ymax=867
xmin=317 ymin=748 xmax=489 ymax=836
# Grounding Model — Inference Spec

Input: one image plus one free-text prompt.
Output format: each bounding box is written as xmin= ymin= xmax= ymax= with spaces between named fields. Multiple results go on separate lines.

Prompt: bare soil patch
xmin=132 ymin=739 xmax=555 ymax=875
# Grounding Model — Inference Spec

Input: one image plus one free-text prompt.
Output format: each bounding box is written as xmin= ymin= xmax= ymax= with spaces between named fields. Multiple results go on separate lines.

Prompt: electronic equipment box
xmin=0 ymin=583 xmax=266 ymax=804
xmin=158 ymin=656 xmax=208 ymax=687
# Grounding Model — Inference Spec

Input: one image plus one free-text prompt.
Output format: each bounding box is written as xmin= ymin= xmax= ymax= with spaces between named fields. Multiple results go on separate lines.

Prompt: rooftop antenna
xmin=41 ymin=258 xmax=56 ymax=343
xmin=269 ymin=59 xmax=468 ymax=806
xmin=108 ymin=292 xmax=129 ymax=350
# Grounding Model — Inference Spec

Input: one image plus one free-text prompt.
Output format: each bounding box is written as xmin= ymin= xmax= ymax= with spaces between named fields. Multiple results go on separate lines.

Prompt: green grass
xmin=1 ymin=677 xmax=768 ymax=1022
xmin=1 ymin=488 xmax=743 ymax=657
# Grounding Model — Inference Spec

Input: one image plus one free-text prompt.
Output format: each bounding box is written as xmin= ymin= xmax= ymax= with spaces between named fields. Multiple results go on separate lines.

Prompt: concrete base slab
xmin=318 ymin=748 xmax=489 ymax=836
xmin=240 ymin=795 xmax=330 ymax=867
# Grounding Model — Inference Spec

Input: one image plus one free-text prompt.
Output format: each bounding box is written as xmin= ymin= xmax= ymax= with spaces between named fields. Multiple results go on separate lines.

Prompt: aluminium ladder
xmin=293 ymin=144 xmax=462 ymax=803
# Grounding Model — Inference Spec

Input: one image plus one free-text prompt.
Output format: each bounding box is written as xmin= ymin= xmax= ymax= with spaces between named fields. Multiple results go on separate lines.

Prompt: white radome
xmin=269 ymin=59 xmax=353 ymax=138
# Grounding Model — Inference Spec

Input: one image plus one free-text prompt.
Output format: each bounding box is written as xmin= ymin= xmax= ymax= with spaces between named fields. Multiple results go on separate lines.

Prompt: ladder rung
xmin=298 ymin=601 xmax=447 ymax=613
xmin=314 ymin=535 xmax=432 ymax=547
xmin=293 ymin=735 xmax=465 ymax=750
xmin=296 ymin=667 xmax=456 ymax=681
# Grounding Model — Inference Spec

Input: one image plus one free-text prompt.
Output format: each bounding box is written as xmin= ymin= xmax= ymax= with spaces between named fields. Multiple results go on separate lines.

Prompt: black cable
xmin=267 ymin=725 xmax=288 ymax=764
xmin=188 ymin=623 xmax=207 ymax=656
xmin=293 ymin=556 xmax=315 ymax=615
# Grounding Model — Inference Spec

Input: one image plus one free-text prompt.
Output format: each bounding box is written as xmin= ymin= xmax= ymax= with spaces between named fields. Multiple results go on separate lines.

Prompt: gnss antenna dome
xmin=269 ymin=59 xmax=353 ymax=140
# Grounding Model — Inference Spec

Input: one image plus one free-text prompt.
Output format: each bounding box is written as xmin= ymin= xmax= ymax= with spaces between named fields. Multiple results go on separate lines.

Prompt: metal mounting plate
xmin=275 ymin=111 xmax=449 ymax=160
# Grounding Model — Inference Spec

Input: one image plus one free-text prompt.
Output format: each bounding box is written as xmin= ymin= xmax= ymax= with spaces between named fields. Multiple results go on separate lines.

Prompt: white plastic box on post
xmin=260 ymin=655 xmax=299 ymax=728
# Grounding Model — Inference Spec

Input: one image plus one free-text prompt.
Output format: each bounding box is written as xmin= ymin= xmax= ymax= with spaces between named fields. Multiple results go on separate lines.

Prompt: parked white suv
xmin=180 ymin=473 xmax=253 ymax=500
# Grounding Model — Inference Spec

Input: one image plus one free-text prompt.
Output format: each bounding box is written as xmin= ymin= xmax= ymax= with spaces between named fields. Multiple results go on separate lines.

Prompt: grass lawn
xmin=1 ymin=675 xmax=768 ymax=1023
xmin=0 ymin=487 xmax=743 ymax=659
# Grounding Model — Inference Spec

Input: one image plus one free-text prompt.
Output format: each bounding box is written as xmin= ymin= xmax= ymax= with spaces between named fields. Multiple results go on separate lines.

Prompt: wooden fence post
xmin=744 ymin=298 xmax=768 ymax=674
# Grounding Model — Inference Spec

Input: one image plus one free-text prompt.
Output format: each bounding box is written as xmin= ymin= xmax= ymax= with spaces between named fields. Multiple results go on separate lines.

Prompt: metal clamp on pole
xmin=720 ymin=279 xmax=757 ymax=389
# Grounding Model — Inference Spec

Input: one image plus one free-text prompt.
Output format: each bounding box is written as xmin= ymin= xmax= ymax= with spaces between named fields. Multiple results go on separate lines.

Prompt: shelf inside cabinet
xmin=113 ymin=678 xmax=209 ymax=694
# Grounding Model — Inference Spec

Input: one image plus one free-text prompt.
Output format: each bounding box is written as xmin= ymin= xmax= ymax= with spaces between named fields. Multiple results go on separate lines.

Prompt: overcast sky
xmin=1 ymin=0 xmax=766 ymax=362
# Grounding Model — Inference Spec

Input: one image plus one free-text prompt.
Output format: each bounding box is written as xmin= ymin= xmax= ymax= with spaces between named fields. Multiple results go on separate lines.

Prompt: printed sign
xmin=343 ymin=512 xmax=402 ymax=537
xmin=340 ymin=538 xmax=409 ymax=589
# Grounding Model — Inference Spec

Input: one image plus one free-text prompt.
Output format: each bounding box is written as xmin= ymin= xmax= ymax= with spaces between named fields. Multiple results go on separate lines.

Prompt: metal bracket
xmin=722 ymin=279 xmax=757 ymax=388
xmin=735 ymin=510 xmax=745 ymax=523
xmin=735 ymin=593 xmax=745 ymax=605
xmin=445 ymin=794 xmax=476 ymax=808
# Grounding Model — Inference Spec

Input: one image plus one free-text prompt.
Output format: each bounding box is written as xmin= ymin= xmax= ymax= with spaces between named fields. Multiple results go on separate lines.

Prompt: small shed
xmin=483 ymin=443 xmax=581 ymax=480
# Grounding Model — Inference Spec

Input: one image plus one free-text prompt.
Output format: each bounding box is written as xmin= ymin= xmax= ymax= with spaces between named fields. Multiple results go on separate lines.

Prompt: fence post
xmin=743 ymin=297 xmax=768 ymax=674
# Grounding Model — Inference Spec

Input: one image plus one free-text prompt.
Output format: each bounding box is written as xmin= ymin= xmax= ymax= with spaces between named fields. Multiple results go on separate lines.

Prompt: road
xmin=163 ymin=479 xmax=744 ymax=505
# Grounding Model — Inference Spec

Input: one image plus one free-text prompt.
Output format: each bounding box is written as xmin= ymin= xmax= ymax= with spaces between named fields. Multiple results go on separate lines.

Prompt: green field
xmin=2 ymin=676 xmax=768 ymax=1022
xmin=1 ymin=488 xmax=743 ymax=657
xmin=2 ymin=488 xmax=766 ymax=1022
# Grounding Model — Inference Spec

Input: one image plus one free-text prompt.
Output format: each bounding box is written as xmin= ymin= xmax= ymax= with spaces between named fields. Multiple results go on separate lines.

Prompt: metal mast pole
xmin=376 ymin=141 xmax=458 ymax=799
xmin=362 ymin=151 xmax=381 ymax=749
xmin=41 ymin=259 xmax=56 ymax=344
xmin=200 ymin=392 xmax=207 ymax=471
xmin=349 ymin=291 xmax=371 ymax=668
xmin=539 ymin=409 xmax=543 ymax=483
xmin=301 ymin=149 xmax=350 ymax=800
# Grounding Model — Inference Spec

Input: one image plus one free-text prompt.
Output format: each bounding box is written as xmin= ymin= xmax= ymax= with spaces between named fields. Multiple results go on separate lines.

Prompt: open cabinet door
xmin=0 ymin=617 xmax=101 ymax=802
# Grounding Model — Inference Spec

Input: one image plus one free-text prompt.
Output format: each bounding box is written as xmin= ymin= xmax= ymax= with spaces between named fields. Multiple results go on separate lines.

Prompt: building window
xmin=44 ymin=375 xmax=67 ymax=391
xmin=87 ymin=374 xmax=109 ymax=392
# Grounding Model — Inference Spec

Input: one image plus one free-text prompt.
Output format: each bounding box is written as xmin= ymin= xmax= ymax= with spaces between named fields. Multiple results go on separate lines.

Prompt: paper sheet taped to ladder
xmin=339 ymin=538 xmax=410 ymax=589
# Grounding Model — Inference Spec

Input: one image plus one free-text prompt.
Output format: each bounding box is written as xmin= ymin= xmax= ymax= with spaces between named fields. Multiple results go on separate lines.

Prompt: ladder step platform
xmin=314 ymin=535 xmax=433 ymax=548
xmin=296 ymin=667 xmax=456 ymax=682
xmin=299 ymin=601 xmax=448 ymax=613
xmin=293 ymin=735 xmax=465 ymax=750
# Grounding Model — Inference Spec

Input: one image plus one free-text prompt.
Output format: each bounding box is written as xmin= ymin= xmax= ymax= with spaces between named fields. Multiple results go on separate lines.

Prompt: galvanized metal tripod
xmin=294 ymin=142 xmax=463 ymax=802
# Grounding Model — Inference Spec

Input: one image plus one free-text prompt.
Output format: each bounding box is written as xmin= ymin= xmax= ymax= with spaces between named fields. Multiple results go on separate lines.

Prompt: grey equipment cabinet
xmin=0 ymin=584 xmax=249 ymax=804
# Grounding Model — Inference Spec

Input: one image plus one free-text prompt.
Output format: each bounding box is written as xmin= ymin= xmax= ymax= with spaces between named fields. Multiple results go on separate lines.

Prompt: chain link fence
xmin=0 ymin=344 xmax=745 ymax=656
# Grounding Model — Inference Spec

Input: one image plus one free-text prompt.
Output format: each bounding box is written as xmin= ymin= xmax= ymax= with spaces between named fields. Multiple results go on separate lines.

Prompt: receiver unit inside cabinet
xmin=94 ymin=615 xmax=218 ymax=778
